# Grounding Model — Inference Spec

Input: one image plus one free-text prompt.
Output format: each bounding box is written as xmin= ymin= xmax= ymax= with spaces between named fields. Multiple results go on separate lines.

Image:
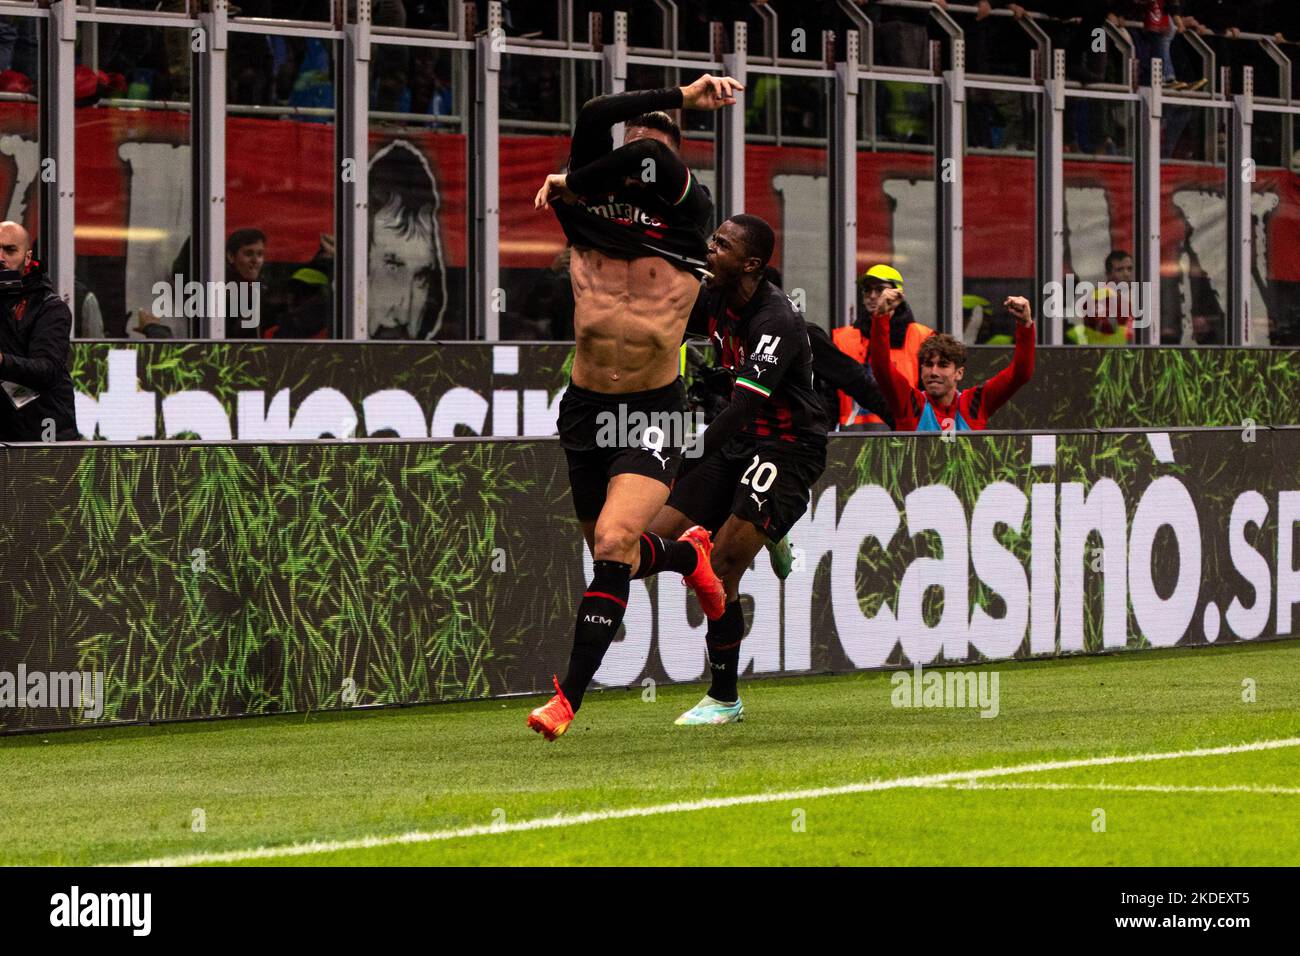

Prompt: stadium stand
xmin=1 ymin=0 xmax=1293 ymax=345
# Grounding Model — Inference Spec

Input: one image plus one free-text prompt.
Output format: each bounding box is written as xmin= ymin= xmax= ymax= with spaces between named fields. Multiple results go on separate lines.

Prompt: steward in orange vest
xmin=833 ymin=265 xmax=933 ymax=428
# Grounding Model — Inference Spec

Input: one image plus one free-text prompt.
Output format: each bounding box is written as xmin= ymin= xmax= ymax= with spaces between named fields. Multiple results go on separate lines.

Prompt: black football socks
xmin=631 ymin=531 xmax=699 ymax=579
xmin=705 ymin=599 xmax=744 ymax=703
xmin=560 ymin=559 xmax=631 ymax=711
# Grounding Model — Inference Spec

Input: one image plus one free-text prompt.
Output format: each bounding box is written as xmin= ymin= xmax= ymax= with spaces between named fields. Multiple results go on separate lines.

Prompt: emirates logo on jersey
xmin=584 ymin=199 xmax=666 ymax=229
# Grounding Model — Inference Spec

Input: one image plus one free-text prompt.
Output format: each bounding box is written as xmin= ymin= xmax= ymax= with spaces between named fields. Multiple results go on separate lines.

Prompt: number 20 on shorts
xmin=741 ymin=455 xmax=778 ymax=493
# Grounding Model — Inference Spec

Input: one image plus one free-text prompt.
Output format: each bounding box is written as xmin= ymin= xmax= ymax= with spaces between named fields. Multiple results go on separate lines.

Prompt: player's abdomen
xmin=570 ymin=248 xmax=697 ymax=393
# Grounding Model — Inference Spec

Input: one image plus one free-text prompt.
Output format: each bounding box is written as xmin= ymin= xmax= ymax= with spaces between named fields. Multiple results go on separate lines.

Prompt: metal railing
xmin=4 ymin=0 xmax=1298 ymax=346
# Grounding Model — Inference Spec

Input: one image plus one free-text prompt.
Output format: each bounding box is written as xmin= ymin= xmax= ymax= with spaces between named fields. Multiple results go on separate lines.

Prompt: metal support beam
xmin=936 ymin=38 xmax=964 ymax=338
xmin=1018 ymin=13 xmax=1050 ymax=79
xmin=603 ymin=10 xmax=627 ymax=144
xmin=1037 ymin=48 xmax=1065 ymax=344
xmin=456 ymin=1 xmax=474 ymax=338
xmin=1227 ymin=66 xmax=1254 ymax=345
xmin=835 ymin=0 xmax=871 ymax=67
xmin=1134 ymin=64 xmax=1162 ymax=345
xmin=338 ymin=0 xmax=370 ymax=339
xmin=1259 ymin=38 xmax=1292 ymax=169
xmin=653 ymin=0 xmax=678 ymax=56
xmin=39 ymin=0 xmax=76 ymax=314
xmin=829 ymin=30 xmax=858 ymax=330
xmin=717 ymin=22 xmax=747 ymax=222
xmin=470 ymin=1 xmax=502 ymax=340
xmin=193 ymin=0 xmax=228 ymax=338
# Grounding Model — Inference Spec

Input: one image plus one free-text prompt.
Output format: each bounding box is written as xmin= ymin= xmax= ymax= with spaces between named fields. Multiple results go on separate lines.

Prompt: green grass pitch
xmin=3 ymin=641 xmax=1298 ymax=867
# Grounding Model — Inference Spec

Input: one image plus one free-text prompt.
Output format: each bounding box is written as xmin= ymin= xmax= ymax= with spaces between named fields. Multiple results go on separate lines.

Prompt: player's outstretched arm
xmin=979 ymin=295 xmax=1037 ymax=416
xmin=678 ymin=74 xmax=743 ymax=111
xmin=570 ymin=87 xmax=686 ymax=170
xmin=808 ymin=323 xmax=892 ymax=424
xmin=565 ymin=138 xmax=693 ymax=206
xmin=868 ymin=288 xmax=915 ymax=418
xmin=568 ymin=77 xmax=741 ymax=171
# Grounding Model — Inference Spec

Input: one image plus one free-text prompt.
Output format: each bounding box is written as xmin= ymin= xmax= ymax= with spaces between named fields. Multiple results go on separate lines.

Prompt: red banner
xmin=1 ymin=103 xmax=1296 ymax=287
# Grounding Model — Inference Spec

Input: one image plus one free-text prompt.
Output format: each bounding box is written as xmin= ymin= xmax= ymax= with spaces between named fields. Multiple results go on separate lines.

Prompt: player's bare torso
xmin=568 ymin=247 xmax=699 ymax=393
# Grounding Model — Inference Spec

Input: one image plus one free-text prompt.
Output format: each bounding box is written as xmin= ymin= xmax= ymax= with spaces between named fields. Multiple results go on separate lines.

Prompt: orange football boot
xmin=679 ymin=525 xmax=727 ymax=621
xmin=527 ymin=675 xmax=575 ymax=741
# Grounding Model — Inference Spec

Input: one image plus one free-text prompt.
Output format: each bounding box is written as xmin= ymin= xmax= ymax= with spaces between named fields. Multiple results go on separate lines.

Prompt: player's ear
xmin=955 ymin=366 xmax=965 ymax=384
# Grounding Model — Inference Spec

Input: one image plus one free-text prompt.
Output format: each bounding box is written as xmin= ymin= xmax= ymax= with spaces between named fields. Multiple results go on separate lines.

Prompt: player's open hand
xmin=1005 ymin=295 xmax=1033 ymax=326
xmin=680 ymin=74 xmax=743 ymax=111
xmin=877 ymin=287 xmax=905 ymax=317
xmin=534 ymin=173 xmax=577 ymax=210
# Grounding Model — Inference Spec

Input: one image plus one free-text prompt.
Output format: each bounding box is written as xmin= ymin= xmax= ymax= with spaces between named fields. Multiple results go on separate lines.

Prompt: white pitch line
xmin=116 ymin=736 xmax=1300 ymax=867
xmin=934 ymin=781 xmax=1300 ymax=796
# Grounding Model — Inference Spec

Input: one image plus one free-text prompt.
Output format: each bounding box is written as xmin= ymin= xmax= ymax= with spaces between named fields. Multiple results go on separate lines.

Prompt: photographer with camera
xmin=0 ymin=221 xmax=78 ymax=442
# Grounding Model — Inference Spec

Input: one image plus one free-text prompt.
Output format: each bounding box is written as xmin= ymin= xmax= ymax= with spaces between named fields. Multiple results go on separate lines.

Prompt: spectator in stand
xmin=1068 ymin=249 xmax=1139 ymax=345
xmin=961 ymin=2 xmax=1058 ymax=149
xmin=1185 ymin=1 xmax=1280 ymax=95
xmin=135 ymin=228 xmax=268 ymax=339
xmin=680 ymin=1 xmax=761 ymax=54
xmin=832 ymin=264 xmax=934 ymax=431
xmin=964 ymin=2 xmax=1023 ymax=147
xmin=221 ymin=228 xmax=267 ymax=338
xmin=992 ymin=2 xmax=1125 ymax=83
xmin=1007 ymin=1 xmax=1130 ymax=152
xmin=1185 ymin=0 xmax=1276 ymax=38
xmin=0 ymin=15 xmax=38 ymax=80
xmin=1133 ymin=2 xmax=1194 ymax=89
xmin=403 ymin=1 xmax=452 ymax=31
xmin=388 ymin=48 xmax=453 ymax=117
xmin=225 ymin=2 xmax=278 ymax=106
xmin=370 ymin=0 xmax=411 ymax=115
xmin=74 ymin=65 xmax=128 ymax=106
xmin=854 ymin=1 xmax=951 ymax=143
xmin=856 ymin=1 xmax=954 ymax=70
xmin=261 ymin=266 xmax=330 ymax=339
xmin=287 ymin=38 xmax=334 ymax=117
xmin=97 ymin=3 xmax=188 ymax=102
xmin=872 ymin=289 xmax=1036 ymax=432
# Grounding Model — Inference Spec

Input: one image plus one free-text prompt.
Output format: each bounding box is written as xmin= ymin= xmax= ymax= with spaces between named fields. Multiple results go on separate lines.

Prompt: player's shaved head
xmin=726 ymin=214 xmax=774 ymax=269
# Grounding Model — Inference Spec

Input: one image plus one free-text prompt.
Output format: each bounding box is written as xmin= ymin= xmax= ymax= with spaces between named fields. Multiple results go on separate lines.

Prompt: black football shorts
xmin=666 ymin=437 xmax=826 ymax=541
xmin=558 ymin=377 xmax=688 ymax=522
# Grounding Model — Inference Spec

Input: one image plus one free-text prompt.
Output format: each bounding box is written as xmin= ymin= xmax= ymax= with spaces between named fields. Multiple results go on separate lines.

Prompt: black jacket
xmin=808 ymin=323 xmax=892 ymax=430
xmin=0 ymin=267 xmax=79 ymax=441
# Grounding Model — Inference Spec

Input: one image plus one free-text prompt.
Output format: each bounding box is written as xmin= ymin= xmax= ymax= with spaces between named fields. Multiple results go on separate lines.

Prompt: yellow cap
xmin=860 ymin=263 xmax=904 ymax=292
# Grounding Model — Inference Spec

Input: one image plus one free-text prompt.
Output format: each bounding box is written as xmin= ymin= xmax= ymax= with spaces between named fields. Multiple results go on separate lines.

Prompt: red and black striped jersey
xmin=687 ymin=280 xmax=828 ymax=448
xmin=553 ymin=88 xmax=713 ymax=277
